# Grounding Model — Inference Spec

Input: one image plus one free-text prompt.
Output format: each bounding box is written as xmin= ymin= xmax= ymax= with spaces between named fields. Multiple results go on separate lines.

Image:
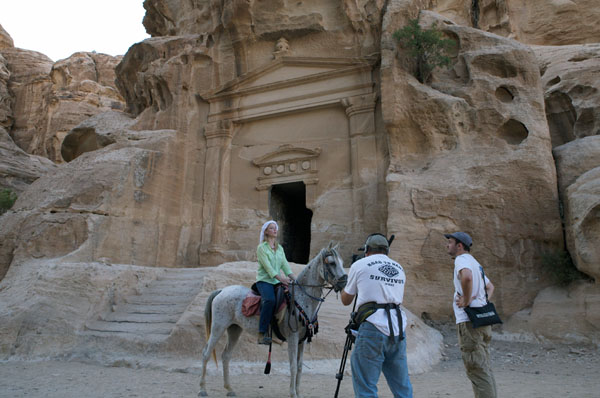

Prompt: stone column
xmin=342 ymin=93 xmax=379 ymax=234
xmin=201 ymin=120 xmax=234 ymax=256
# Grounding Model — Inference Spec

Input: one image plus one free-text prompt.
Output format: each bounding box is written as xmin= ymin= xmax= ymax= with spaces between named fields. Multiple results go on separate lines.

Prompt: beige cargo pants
xmin=457 ymin=322 xmax=498 ymax=398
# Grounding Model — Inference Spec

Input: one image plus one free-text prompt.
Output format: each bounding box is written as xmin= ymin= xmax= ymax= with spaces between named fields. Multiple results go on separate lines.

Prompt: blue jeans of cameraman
xmin=351 ymin=321 xmax=412 ymax=398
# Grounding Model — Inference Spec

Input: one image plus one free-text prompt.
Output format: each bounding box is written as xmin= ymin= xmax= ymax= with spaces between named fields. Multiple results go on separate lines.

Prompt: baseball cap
xmin=365 ymin=234 xmax=389 ymax=250
xmin=444 ymin=232 xmax=473 ymax=248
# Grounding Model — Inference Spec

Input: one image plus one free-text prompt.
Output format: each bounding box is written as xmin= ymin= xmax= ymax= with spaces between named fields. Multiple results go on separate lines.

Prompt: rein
xmin=292 ymin=281 xmax=326 ymax=302
xmin=285 ymin=249 xmax=340 ymax=343
xmin=285 ymin=287 xmax=334 ymax=343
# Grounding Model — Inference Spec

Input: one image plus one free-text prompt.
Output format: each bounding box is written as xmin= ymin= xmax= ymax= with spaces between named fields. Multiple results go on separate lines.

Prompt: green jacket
xmin=256 ymin=241 xmax=292 ymax=284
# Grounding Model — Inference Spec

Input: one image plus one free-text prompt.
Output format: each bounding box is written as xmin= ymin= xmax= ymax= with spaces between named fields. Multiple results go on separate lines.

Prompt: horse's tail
xmin=205 ymin=289 xmax=222 ymax=366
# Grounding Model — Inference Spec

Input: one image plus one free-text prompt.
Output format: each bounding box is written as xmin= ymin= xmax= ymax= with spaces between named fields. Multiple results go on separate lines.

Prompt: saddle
xmin=242 ymin=283 xmax=289 ymax=342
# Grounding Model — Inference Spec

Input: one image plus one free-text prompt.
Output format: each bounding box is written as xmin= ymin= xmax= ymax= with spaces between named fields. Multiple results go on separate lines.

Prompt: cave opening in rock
xmin=269 ymin=182 xmax=313 ymax=264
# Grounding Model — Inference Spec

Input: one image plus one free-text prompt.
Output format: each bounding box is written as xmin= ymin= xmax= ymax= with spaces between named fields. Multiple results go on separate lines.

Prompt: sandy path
xmin=1 ymin=334 xmax=598 ymax=397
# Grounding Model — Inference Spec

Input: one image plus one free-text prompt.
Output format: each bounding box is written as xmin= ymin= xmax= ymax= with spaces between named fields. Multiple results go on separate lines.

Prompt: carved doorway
xmin=269 ymin=182 xmax=313 ymax=264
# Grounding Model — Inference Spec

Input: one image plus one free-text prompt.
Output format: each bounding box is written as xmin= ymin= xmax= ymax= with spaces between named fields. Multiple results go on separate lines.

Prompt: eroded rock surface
xmin=534 ymin=44 xmax=600 ymax=148
xmin=1 ymin=1 xmax=596 ymax=336
xmin=0 ymin=126 xmax=192 ymax=281
xmin=0 ymin=24 xmax=13 ymax=50
xmin=504 ymin=281 xmax=600 ymax=344
xmin=44 ymin=52 xmax=126 ymax=161
xmin=0 ymin=41 xmax=126 ymax=162
xmin=553 ymin=135 xmax=600 ymax=282
xmin=564 ymin=168 xmax=600 ymax=280
xmin=0 ymin=259 xmax=444 ymax=374
xmin=0 ymin=260 xmax=161 ymax=358
xmin=0 ymin=127 xmax=57 ymax=194
xmin=0 ymin=53 xmax=12 ymax=129
xmin=553 ymin=136 xmax=600 ymax=280
xmin=0 ymin=25 xmax=13 ymax=129
xmin=0 ymin=47 xmax=54 ymax=153
xmin=381 ymin=10 xmax=563 ymax=318
xmin=61 ymin=111 xmax=137 ymax=161
xmin=506 ymin=0 xmax=600 ymax=45
xmin=430 ymin=0 xmax=600 ymax=45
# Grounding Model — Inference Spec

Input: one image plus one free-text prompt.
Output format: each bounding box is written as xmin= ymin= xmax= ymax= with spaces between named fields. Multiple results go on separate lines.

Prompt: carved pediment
xmin=253 ymin=145 xmax=321 ymax=190
xmin=208 ymin=57 xmax=372 ymax=96
xmin=202 ymin=56 xmax=376 ymax=123
xmin=253 ymin=144 xmax=321 ymax=166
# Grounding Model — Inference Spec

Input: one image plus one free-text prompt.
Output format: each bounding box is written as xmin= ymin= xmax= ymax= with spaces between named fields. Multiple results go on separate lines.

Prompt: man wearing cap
xmin=341 ymin=234 xmax=413 ymax=398
xmin=445 ymin=232 xmax=497 ymax=398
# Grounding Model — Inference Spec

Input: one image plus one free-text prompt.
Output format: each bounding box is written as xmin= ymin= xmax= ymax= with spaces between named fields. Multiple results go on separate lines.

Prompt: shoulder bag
xmin=463 ymin=267 xmax=502 ymax=328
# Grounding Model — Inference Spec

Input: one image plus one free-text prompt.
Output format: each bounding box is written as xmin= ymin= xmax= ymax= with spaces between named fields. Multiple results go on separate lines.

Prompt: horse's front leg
xmin=296 ymin=341 xmax=305 ymax=396
xmin=287 ymin=332 xmax=300 ymax=398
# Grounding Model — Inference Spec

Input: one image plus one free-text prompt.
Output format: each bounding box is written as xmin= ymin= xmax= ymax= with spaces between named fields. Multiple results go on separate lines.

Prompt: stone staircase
xmin=83 ymin=268 xmax=206 ymax=349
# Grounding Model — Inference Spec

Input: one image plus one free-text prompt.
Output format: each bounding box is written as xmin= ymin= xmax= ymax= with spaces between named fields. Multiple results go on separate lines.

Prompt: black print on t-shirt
xmin=369 ymin=274 xmax=405 ymax=284
xmin=378 ymin=264 xmax=399 ymax=278
xmin=367 ymin=259 xmax=403 ymax=272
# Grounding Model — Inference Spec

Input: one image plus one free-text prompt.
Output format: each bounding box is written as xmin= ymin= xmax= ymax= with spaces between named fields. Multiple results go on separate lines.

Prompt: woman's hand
xmin=287 ymin=273 xmax=296 ymax=285
xmin=276 ymin=275 xmax=293 ymax=285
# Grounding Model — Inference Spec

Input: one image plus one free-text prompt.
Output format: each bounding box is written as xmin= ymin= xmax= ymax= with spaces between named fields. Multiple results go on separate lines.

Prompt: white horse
xmin=198 ymin=242 xmax=347 ymax=398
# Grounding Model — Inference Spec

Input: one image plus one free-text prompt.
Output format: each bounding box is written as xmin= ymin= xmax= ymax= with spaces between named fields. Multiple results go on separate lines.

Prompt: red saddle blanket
xmin=242 ymin=291 xmax=287 ymax=317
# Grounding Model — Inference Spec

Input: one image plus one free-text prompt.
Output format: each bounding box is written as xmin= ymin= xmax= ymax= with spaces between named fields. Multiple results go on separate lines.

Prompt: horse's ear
xmin=333 ymin=242 xmax=339 ymax=251
xmin=327 ymin=241 xmax=334 ymax=249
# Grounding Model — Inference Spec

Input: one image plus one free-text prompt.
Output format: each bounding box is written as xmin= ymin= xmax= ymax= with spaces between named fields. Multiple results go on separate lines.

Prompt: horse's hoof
xmin=198 ymin=391 xmax=208 ymax=397
xmin=226 ymin=392 xmax=236 ymax=397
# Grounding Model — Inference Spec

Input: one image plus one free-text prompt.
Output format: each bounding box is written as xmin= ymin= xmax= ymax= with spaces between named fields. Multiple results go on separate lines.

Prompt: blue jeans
xmin=255 ymin=281 xmax=276 ymax=334
xmin=351 ymin=321 xmax=413 ymax=398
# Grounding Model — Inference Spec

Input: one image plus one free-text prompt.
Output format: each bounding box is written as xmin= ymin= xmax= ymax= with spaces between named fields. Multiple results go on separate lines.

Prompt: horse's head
xmin=319 ymin=242 xmax=347 ymax=292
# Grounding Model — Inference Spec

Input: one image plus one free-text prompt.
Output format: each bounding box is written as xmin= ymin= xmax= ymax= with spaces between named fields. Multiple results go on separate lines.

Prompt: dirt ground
xmin=1 ymin=325 xmax=598 ymax=398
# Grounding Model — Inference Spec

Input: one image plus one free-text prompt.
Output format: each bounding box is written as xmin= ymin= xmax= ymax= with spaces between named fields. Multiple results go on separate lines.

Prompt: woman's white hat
xmin=259 ymin=220 xmax=278 ymax=244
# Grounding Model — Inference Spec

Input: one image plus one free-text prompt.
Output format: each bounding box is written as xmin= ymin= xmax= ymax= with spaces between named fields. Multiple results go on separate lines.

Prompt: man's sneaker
xmin=258 ymin=332 xmax=272 ymax=345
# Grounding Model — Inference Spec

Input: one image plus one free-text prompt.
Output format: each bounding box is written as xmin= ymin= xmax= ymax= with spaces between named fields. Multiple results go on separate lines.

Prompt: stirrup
xmin=258 ymin=333 xmax=272 ymax=345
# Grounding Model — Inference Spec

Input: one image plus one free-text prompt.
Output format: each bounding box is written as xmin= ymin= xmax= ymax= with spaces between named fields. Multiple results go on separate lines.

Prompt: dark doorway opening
xmin=269 ymin=182 xmax=313 ymax=264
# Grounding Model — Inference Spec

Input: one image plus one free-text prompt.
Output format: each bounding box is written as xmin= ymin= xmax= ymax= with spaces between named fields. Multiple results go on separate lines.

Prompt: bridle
xmin=290 ymin=249 xmax=344 ymax=297
xmin=319 ymin=249 xmax=346 ymax=291
xmin=286 ymin=248 xmax=347 ymax=342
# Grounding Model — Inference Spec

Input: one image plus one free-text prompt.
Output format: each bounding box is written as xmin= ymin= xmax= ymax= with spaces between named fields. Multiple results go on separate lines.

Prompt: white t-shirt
xmin=453 ymin=253 xmax=491 ymax=324
xmin=344 ymin=254 xmax=407 ymax=336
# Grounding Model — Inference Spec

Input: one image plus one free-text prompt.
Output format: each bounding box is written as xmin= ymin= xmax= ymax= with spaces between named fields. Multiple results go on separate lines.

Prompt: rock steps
xmin=83 ymin=268 xmax=206 ymax=341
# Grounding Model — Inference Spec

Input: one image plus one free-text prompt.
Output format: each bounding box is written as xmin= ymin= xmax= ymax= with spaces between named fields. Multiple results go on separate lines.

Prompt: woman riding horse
xmin=199 ymin=240 xmax=347 ymax=398
xmin=255 ymin=220 xmax=296 ymax=345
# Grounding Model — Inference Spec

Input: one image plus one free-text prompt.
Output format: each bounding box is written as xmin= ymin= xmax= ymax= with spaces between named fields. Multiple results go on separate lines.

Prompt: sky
xmin=1 ymin=0 xmax=150 ymax=61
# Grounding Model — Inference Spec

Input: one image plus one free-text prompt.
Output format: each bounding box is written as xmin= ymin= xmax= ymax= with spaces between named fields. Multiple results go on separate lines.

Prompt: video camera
xmin=351 ymin=233 xmax=395 ymax=264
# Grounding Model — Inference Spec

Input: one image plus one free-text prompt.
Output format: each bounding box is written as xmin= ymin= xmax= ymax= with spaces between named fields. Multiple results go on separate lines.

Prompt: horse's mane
xmin=296 ymin=242 xmax=340 ymax=282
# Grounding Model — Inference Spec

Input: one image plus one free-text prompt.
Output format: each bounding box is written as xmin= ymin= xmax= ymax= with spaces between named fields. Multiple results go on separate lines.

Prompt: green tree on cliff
xmin=0 ymin=188 xmax=17 ymax=215
xmin=393 ymin=19 xmax=456 ymax=84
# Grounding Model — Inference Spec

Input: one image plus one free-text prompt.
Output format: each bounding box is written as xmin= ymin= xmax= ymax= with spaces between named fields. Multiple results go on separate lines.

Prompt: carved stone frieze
xmin=252 ymin=144 xmax=321 ymax=190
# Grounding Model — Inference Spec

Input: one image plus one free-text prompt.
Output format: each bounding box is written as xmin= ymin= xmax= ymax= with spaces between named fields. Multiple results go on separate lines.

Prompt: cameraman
xmin=341 ymin=234 xmax=412 ymax=398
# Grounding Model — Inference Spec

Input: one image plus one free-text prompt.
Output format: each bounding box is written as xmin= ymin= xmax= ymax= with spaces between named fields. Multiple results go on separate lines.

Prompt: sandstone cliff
xmin=0 ymin=24 xmax=126 ymax=162
xmin=534 ymin=44 xmax=600 ymax=282
xmin=0 ymin=259 xmax=444 ymax=372
xmin=381 ymin=8 xmax=563 ymax=318
xmin=431 ymin=0 xmax=600 ymax=45
xmin=0 ymin=127 xmax=57 ymax=194
xmin=0 ymin=0 xmax=599 ymax=356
